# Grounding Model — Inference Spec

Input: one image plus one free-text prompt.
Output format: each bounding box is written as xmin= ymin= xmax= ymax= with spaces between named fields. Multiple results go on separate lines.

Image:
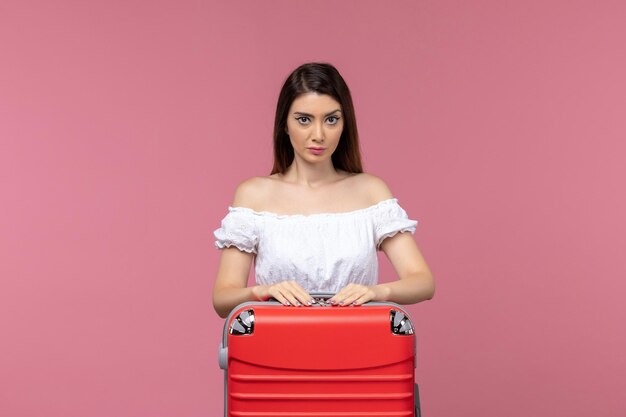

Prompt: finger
xmin=340 ymin=292 xmax=362 ymax=306
xmin=285 ymin=281 xmax=312 ymax=306
xmin=328 ymin=290 xmax=347 ymax=305
xmin=334 ymin=284 xmax=365 ymax=305
xmin=283 ymin=291 xmax=300 ymax=306
xmin=271 ymin=289 xmax=291 ymax=306
xmin=276 ymin=283 xmax=307 ymax=306
xmin=352 ymin=292 xmax=373 ymax=306
xmin=298 ymin=289 xmax=314 ymax=306
xmin=331 ymin=284 xmax=353 ymax=302
xmin=342 ymin=287 xmax=370 ymax=306
xmin=280 ymin=287 xmax=303 ymax=307
xmin=335 ymin=291 xmax=356 ymax=306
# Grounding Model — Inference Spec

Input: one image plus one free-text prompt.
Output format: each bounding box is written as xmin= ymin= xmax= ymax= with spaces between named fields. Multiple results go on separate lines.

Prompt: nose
xmin=312 ymin=121 xmax=325 ymax=143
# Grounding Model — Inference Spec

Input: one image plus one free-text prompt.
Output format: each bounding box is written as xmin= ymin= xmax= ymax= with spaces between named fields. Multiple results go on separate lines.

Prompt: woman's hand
xmin=328 ymin=283 xmax=389 ymax=306
xmin=253 ymin=280 xmax=314 ymax=307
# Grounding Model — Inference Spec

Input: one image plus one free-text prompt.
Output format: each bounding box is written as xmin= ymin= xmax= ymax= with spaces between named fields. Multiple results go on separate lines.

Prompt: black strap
xmin=414 ymin=383 xmax=421 ymax=417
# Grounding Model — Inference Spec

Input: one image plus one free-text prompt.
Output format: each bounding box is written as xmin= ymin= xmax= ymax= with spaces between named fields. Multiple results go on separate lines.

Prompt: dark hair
xmin=271 ymin=62 xmax=363 ymax=175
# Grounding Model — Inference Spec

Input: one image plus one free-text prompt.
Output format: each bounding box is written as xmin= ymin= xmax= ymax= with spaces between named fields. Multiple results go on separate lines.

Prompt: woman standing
xmin=212 ymin=62 xmax=434 ymax=318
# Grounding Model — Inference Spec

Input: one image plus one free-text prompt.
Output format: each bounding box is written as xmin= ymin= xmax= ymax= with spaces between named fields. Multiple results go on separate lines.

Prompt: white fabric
xmin=213 ymin=198 xmax=417 ymax=293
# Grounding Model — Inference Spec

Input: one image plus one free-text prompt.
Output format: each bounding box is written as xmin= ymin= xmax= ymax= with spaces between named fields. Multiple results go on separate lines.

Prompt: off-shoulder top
xmin=213 ymin=198 xmax=417 ymax=293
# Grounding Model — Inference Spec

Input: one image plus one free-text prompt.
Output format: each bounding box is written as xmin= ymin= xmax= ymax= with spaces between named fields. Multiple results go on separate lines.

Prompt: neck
xmin=282 ymin=158 xmax=342 ymax=188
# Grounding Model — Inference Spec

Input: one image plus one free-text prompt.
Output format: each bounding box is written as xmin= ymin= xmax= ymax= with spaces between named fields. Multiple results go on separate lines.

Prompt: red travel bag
xmin=219 ymin=293 xmax=421 ymax=416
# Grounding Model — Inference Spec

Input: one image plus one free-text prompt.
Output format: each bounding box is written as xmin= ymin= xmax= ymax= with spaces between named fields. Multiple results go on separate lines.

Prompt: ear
xmin=284 ymin=126 xmax=289 ymax=135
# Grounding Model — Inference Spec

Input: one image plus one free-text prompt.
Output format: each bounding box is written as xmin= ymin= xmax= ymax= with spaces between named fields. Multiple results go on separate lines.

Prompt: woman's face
xmin=285 ymin=92 xmax=344 ymax=166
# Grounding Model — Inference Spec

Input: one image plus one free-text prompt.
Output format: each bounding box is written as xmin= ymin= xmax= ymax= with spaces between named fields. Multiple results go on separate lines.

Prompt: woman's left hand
xmin=328 ymin=283 xmax=380 ymax=306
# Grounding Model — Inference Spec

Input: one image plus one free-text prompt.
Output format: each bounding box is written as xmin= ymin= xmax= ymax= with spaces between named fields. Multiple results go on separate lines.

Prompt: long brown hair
xmin=271 ymin=63 xmax=363 ymax=175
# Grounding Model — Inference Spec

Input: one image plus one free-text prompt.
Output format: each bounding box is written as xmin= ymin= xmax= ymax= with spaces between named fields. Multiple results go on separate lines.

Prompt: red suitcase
xmin=219 ymin=293 xmax=422 ymax=416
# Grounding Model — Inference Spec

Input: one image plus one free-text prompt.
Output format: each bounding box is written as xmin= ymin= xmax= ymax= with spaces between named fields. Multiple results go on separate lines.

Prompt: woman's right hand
xmin=252 ymin=280 xmax=314 ymax=307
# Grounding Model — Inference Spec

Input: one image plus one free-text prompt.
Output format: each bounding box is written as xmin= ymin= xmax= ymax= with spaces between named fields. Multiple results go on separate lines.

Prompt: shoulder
xmin=350 ymin=172 xmax=394 ymax=204
xmin=231 ymin=176 xmax=275 ymax=209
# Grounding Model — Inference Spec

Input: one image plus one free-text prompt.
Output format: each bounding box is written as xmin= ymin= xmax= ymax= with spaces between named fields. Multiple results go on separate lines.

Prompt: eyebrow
xmin=293 ymin=109 xmax=342 ymax=117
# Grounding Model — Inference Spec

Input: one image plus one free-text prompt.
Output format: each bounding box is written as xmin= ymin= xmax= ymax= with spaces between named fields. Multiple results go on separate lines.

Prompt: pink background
xmin=2 ymin=1 xmax=625 ymax=416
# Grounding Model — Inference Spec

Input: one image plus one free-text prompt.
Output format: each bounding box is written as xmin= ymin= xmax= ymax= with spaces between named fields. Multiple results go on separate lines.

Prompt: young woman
xmin=212 ymin=62 xmax=434 ymax=318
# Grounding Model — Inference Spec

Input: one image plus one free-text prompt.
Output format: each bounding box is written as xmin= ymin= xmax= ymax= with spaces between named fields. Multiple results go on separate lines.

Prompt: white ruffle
xmin=213 ymin=198 xmax=418 ymax=292
xmin=213 ymin=210 xmax=259 ymax=254
xmin=374 ymin=202 xmax=418 ymax=249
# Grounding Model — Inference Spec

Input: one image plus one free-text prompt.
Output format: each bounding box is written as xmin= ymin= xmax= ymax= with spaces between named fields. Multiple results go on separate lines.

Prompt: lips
xmin=307 ymin=147 xmax=326 ymax=155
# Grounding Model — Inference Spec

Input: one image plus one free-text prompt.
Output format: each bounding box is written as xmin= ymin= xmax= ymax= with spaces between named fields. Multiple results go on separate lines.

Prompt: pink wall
xmin=2 ymin=1 xmax=625 ymax=416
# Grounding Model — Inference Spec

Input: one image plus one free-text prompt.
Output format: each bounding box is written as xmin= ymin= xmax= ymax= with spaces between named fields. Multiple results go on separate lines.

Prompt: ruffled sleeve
xmin=214 ymin=208 xmax=259 ymax=254
xmin=374 ymin=199 xmax=418 ymax=250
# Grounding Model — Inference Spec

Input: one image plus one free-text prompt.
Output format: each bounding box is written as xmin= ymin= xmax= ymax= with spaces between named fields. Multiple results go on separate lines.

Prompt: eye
xmin=326 ymin=116 xmax=340 ymax=125
xmin=296 ymin=116 xmax=310 ymax=125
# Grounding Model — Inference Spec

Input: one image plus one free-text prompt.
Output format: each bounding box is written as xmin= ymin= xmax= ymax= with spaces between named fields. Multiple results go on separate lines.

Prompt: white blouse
xmin=213 ymin=198 xmax=417 ymax=293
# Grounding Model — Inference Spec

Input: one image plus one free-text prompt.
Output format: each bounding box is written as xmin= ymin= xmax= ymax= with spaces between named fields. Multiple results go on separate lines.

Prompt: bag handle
xmin=310 ymin=292 xmax=335 ymax=299
xmin=268 ymin=292 xmax=336 ymax=304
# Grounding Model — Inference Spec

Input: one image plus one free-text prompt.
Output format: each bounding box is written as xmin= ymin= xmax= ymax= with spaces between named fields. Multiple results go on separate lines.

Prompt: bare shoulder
xmin=351 ymin=172 xmax=394 ymax=204
xmin=231 ymin=176 xmax=274 ymax=208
